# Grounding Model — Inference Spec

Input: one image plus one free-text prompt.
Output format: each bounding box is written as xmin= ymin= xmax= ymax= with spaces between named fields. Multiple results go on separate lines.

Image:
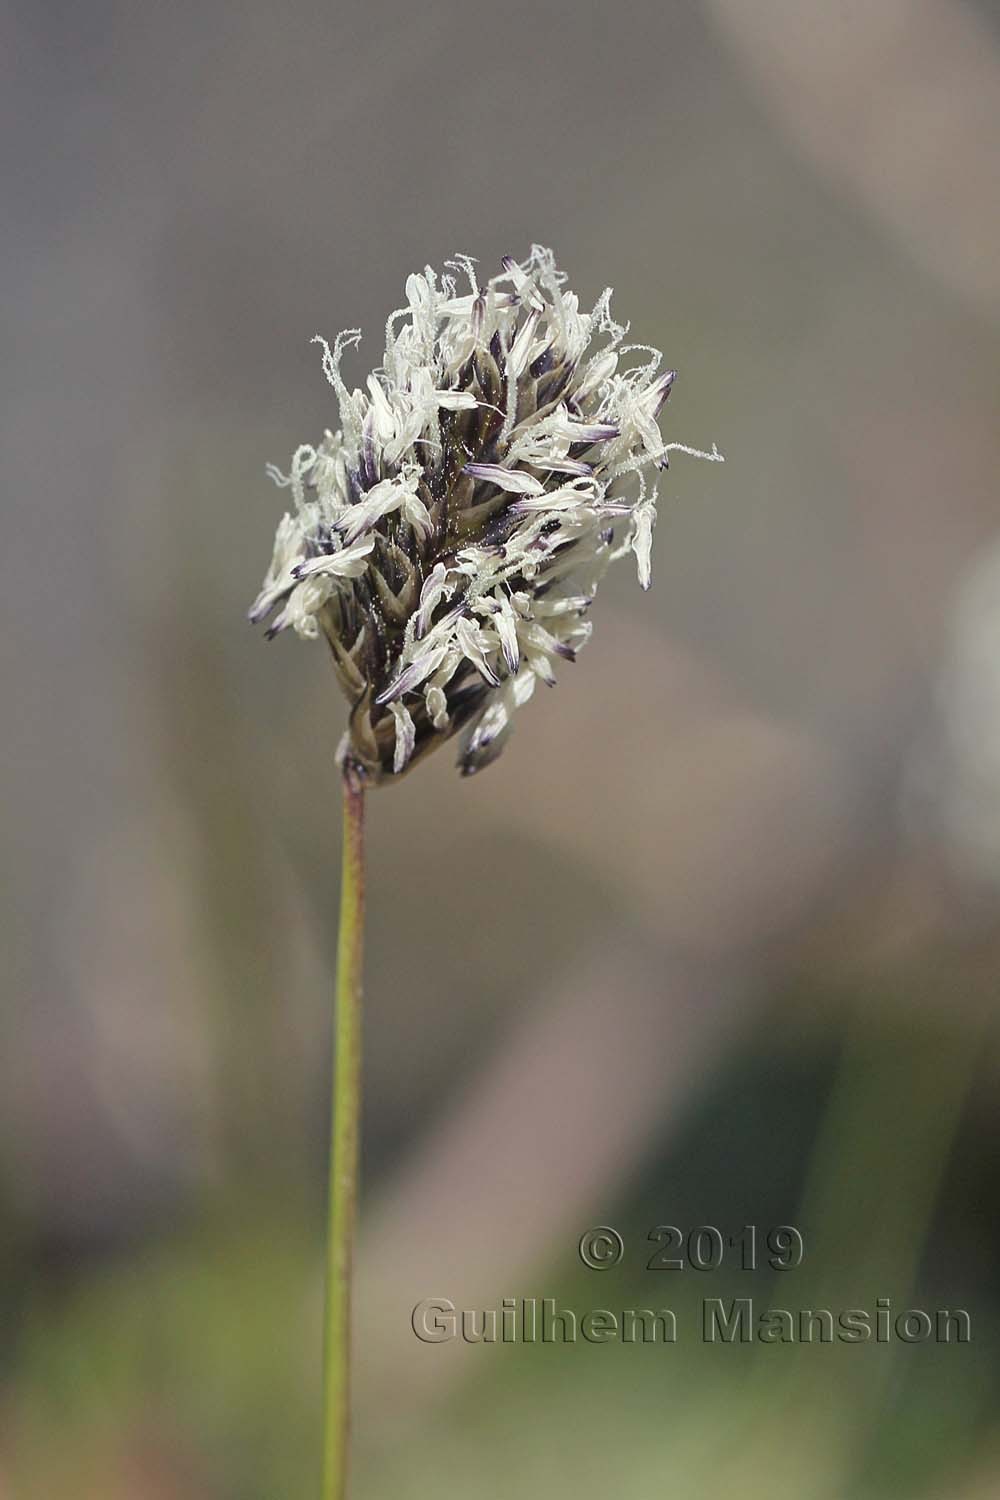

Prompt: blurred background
xmin=3 ymin=0 xmax=1000 ymax=1494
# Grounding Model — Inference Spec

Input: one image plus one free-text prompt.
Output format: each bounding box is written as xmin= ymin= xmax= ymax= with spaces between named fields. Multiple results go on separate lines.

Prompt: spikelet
xmin=250 ymin=248 xmax=721 ymax=781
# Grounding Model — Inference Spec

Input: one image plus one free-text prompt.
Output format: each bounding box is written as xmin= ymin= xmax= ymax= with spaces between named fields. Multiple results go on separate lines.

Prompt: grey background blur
xmin=3 ymin=1 xmax=1000 ymax=1496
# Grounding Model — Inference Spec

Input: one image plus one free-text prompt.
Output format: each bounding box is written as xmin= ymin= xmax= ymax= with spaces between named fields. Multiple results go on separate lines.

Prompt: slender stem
xmin=322 ymin=770 xmax=366 ymax=1500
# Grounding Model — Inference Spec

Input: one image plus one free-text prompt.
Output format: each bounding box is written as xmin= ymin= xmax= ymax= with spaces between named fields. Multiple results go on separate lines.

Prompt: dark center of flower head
xmin=249 ymin=247 xmax=720 ymax=782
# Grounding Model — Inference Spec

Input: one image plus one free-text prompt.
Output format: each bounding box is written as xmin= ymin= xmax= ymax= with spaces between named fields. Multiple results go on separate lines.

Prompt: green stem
xmin=322 ymin=770 xmax=366 ymax=1500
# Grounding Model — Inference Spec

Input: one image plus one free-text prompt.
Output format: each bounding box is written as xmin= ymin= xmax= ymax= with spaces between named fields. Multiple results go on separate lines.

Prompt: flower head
xmin=250 ymin=247 xmax=720 ymax=782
